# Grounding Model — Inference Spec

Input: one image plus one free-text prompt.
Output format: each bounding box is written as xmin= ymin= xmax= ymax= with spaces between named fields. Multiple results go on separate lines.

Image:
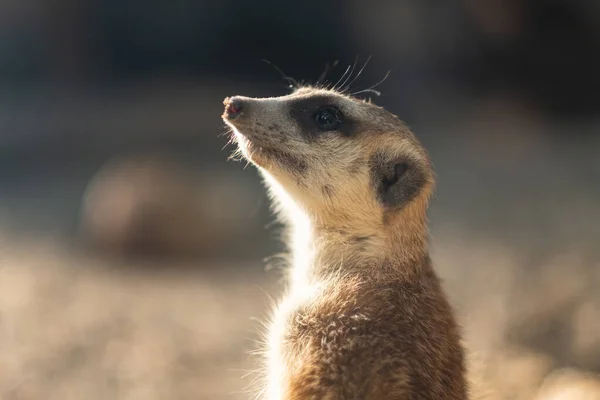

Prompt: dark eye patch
xmin=289 ymin=95 xmax=355 ymax=138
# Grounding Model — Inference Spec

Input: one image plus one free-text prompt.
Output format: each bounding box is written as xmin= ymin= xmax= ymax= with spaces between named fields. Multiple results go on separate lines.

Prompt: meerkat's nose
xmin=223 ymin=96 xmax=245 ymax=120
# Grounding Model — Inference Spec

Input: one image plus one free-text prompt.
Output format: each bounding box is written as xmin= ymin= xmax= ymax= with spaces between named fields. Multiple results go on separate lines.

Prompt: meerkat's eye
xmin=314 ymin=107 xmax=342 ymax=131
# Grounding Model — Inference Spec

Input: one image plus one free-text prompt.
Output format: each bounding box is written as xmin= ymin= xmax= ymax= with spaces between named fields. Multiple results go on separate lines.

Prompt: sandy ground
xmin=1 ymin=229 xmax=599 ymax=400
xmin=0 ymin=235 xmax=281 ymax=400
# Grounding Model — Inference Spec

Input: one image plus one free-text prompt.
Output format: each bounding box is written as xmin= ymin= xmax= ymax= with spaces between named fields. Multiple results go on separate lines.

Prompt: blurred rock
xmin=79 ymin=155 xmax=253 ymax=260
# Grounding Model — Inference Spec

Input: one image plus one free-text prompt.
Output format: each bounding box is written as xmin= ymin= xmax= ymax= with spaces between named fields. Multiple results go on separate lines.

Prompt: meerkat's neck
xmin=288 ymin=212 xmax=428 ymax=286
xmin=262 ymin=173 xmax=430 ymax=287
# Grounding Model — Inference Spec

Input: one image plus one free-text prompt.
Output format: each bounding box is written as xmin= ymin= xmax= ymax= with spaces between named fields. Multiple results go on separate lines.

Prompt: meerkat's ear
xmin=371 ymin=152 xmax=427 ymax=208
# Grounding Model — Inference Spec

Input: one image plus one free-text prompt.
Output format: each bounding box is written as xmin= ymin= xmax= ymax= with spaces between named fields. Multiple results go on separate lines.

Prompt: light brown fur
xmin=222 ymin=86 xmax=467 ymax=399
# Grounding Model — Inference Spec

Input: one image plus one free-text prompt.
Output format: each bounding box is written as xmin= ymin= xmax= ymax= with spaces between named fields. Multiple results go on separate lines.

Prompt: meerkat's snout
xmin=222 ymin=94 xmax=296 ymax=170
xmin=222 ymin=95 xmax=273 ymax=135
xmin=223 ymin=96 xmax=245 ymax=120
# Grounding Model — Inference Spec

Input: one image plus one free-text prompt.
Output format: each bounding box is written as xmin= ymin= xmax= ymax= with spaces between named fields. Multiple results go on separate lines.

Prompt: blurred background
xmin=0 ymin=0 xmax=599 ymax=399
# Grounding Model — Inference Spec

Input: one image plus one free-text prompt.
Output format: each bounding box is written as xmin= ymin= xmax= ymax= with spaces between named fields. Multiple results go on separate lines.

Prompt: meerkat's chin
xmin=233 ymin=131 xmax=271 ymax=167
xmin=233 ymin=132 xmax=254 ymax=158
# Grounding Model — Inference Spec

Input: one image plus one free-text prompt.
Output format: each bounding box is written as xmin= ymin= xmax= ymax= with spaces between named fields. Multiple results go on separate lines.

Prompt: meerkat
xmin=222 ymin=86 xmax=468 ymax=399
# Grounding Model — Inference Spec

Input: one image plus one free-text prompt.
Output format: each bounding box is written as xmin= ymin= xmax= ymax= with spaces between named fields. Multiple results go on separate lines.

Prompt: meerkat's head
xmin=222 ymin=87 xmax=434 ymax=233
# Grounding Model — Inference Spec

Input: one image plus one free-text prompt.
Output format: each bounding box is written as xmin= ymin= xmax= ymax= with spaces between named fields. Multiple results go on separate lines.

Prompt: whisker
xmin=217 ymin=127 xmax=232 ymax=138
xmin=331 ymin=65 xmax=351 ymax=90
xmin=354 ymin=88 xmax=382 ymax=97
xmin=331 ymin=60 xmax=354 ymax=91
xmin=262 ymin=59 xmax=298 ymax=89
xmin=351 ymin=69 xmax=391 ymax=97
xmin=342 ymin=55 xmax=372 ymax=93
xmin=335 ymin=55 xmax=360 ymax=92
xmin=317 ymin=60 xmax=339 ymax=87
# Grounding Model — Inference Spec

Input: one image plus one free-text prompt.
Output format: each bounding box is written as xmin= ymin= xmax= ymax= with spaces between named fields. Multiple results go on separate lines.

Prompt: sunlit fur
xmin=223 ymin=87 xmax=467 ymax=399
